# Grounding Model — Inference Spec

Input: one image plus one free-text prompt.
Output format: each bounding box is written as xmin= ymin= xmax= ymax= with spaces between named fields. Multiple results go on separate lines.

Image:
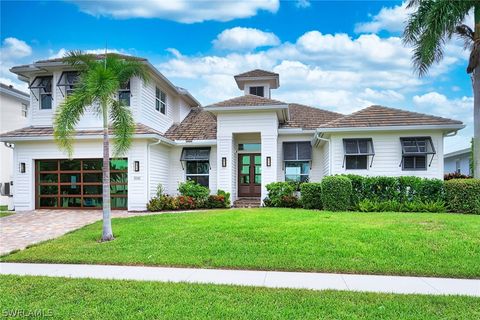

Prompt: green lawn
xmin=0 ymin=205 xmax=13 ymax=217
xmin=0 ymin=275 xmax=478 ymax=320
xmin=2 ymin=208 xmax=480 ymax=278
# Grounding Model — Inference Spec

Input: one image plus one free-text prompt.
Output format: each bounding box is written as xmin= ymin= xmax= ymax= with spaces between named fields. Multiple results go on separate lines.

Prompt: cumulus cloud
xmin=213 ymin=27 xmax=280 ymax=51
xmin=295 ymin=0 xmax=310 ymax=9
xmin=70 ymin=0 xmax=279 ymax=23
xmin=48 ymin=48 xmax=125 ymax=59
xmin=0 ymin=37 xmax=32 ymax=91
xmin=355 ymin=2 xmax=411 ymax=33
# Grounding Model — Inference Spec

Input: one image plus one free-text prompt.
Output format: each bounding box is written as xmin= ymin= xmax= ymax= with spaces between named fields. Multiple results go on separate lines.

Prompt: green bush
xmin=265 ymin=182 xmax=297 ymax=207
xmin=358 ymin=199 xmax=445 ymax=213
xmin=178 ymin=180 xmax=210 ymax=203
xmin=177 ymin=196 xmax=196 ymax=210
xmin=147 ymin=194 xmax=178 ymax=211
xmin=321 ymin=176 xmax=352 ymax=211
xmin=217 ymin=189 xmax=231 ymax=207
xmin=206 ymin=195 xmax=227 ymax=208
xmin=300 ymin=183 xmax=322 ymax=209
xmin=445 ymin=179 xmax=480 ymax=214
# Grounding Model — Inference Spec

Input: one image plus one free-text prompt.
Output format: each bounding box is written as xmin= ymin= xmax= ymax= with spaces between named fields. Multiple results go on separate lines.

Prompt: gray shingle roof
xmin=234 ymin=69 xmax=278 ymax=78
xmin=165 ymin=108 xmax=217 ymax=141
xmin=206 ymin=94 xmax=287 ymax=107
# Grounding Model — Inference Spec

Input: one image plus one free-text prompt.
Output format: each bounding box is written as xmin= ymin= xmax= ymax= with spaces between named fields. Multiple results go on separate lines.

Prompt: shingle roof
xmin=0 ymin=123 xmax=162 ymax=139
xmin=282 ymin=103 xmax=344 ymax=129
xmin=234 ymin=69 xmax=278 ymax=78
xmin=35 ymin=53 xmax=146 ymax=64
xmin=165 ymin=108 xmax=217 ymax=141
xmin=206 ymin=94 xmax=287 ymax=107
xmin=319 ymin=105 xmax=463 ymax=128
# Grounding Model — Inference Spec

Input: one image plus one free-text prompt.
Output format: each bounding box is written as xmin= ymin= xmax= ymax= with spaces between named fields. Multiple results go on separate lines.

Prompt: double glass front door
xmin=238 ymin=154 xmax=261 ymax=197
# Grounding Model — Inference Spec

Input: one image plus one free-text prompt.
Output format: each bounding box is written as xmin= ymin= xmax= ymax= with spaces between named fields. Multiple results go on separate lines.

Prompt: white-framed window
xmin=29 ymin=76 xmax=53 ymax=110
xmin=283 ymin=142 xmax=311 ymax=182
xmin=181 ymin=148 xmax=210 ymax=188
xmin=118 ymin=81 xmax=131 ymax=106
xmin=155 ymin=87 xmax=166 ymax=114
xmin=249 ymin=86 xmax=264 ymax=97
xmin=21 ymin=103 xmax=28 ymax=117
xmin=343 ymin=138 xmax=375 ymax=170
xmin=400 ymin=137 xmax=436 ymax=171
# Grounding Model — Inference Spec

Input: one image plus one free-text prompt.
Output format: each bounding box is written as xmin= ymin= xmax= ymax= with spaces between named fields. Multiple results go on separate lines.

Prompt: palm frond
xmin=53 ymin=86 xmax=91 ymax=157
xmin=62 ymin=50 xmax=96 ymax=70
xmin=455 ymin=24 xmax=475 ymax=50
xmin=403 ymin=0 xmax=474 ymax=76
xmin=110 ymin=99 xmax=135 ymax=156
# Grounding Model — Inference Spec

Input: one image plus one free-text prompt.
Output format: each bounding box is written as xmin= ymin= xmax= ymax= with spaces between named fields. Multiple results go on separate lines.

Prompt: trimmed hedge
xmin=264 ymin=182 xmax=298 ymax=207
xmin=300 ymin=183 xmax=322 ymax=209
xmin=445 ymin=179 xmax=480 ymax=214
xmin=321 ymin=176 xmax=352 ymax=211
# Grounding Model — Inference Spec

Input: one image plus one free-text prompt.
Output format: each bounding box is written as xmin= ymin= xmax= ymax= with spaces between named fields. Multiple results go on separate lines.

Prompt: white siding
xmin=148 ymin=142 xmax=170 ymax=199
xmin=216 ymin=111 xmax=278 ymax=201
xmin=329 ymin=130 xmax=445 ymax=179
xmin=12 ymin=139 xmax=149 ymax=211
xmin=139 ymin=78 xmax=175 ymax=133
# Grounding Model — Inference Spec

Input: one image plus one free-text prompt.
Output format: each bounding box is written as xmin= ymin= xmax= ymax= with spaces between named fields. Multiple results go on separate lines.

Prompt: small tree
xmin=403 ymin=0 xmax=480 ymax=178
xmin=54 ymin=51 xmax=148 ymax=241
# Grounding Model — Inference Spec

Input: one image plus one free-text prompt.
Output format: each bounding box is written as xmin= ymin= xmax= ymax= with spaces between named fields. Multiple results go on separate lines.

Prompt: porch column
xmin=261 ymin=133 xmax=277 ymax=201
xmin=217 ymin=135 xmax=235 ymax=202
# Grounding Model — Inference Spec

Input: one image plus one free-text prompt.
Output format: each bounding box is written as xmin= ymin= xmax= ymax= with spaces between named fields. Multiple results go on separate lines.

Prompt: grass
xmin=2 ymin=208 xmax=480 ymax=278
xmin=0 ymin=275 xmax=478 ymax=319
xmin=0 ymin=205 xmax=13 ymax=217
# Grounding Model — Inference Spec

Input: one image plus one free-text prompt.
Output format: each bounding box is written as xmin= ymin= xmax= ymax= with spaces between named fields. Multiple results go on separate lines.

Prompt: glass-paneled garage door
xmin=35 ymin=159 xmax=128 ymax=209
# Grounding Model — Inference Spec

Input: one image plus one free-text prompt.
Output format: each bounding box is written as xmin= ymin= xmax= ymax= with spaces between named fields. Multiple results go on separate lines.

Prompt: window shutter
xmin=297 ymin=142 xmax=312 ymax=160
xmin=283 ymin=143 xmax=297 ymax=161
xmin=180 ymin=148 xmax=211 ymax=161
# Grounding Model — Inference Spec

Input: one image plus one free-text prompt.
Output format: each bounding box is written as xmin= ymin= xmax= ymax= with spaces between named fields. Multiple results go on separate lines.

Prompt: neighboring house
xmin=0 ymin=55 xmax=465 ymax=211
xmin=0 ymin=83 xmax=29 ymax=209
xmin=444 ymin=148 xmax=471 ymax=175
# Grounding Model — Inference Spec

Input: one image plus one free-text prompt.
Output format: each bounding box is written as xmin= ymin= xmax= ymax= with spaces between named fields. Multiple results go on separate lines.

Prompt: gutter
xmin=0 ymin=133 xmax=176 ymax=144
xmin=313 ymin=131 xmax=332 ymax=176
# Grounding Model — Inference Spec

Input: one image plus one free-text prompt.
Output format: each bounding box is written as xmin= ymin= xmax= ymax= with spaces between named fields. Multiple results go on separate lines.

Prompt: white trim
xmin=316 ymin=124 xmax=465 ymax=133
xmin=204 ymin=104 xmax=288 ymax=112
xmin=278 ymin=128 xmax=315 ymax=134
xmin=0 ymin=133 xmax=175 ymax=144
xmin=175 ymin=140 xmax=217 ymax=146
xmin=444 ymin=148 xmax=470 ymax=159
xmin=0 ymin=86 xmax=29 ymax=103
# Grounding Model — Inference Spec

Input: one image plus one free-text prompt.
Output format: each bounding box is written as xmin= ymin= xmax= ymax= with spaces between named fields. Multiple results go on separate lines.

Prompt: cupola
xmin=233 ymin=69 xmax=279 ymax=99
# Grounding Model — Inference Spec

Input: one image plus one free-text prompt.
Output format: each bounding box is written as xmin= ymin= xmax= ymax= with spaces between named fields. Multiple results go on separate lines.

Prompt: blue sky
xmin=0 ymin=0 xmax=474 ymax=152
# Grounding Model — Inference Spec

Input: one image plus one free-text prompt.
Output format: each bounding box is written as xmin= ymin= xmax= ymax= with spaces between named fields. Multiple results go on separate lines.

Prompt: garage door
xmin=35 ymin=159 xmax=128 ymax=209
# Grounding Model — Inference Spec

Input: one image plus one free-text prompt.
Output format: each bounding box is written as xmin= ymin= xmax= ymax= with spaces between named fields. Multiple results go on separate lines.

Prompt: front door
xmin=238 ymin=154 xmax=261 ymax=197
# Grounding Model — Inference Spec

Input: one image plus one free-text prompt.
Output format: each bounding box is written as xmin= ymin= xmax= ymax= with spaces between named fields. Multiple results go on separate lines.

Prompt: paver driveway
xmin=0 ymin=210 xmax=165 ymax=255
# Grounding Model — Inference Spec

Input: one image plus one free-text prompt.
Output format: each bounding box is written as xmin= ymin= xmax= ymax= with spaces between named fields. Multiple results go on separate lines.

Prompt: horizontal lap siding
xmin=139 ymin=78 xmax=174 ymax=133
xmin=148 ymin=143 xmax=170 ymax=199
xmin=330 ymin=130 xmax=444 ymax=179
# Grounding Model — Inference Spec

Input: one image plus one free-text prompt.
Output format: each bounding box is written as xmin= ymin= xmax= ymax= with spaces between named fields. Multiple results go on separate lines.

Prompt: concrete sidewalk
xmin=1 ymin=263 xmax=479 ymax=297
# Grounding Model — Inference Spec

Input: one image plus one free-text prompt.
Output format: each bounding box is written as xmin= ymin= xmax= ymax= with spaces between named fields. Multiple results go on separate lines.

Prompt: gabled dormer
xmin=234 ymin=69 xmax=279 ymax=99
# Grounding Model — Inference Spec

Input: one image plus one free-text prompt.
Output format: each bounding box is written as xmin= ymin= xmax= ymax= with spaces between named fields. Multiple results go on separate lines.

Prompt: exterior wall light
xmin=222 ymin=157 xmax=227 ymax=167
xmin=20 ymin=162 xmax=26 ymax=173
xmin=134 ymin=161 xmax=140 ymax=172
xmin=266 ymin=156 xmax=271 ymax=167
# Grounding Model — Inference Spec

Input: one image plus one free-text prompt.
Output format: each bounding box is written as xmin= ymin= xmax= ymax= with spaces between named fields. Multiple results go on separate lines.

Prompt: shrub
xmin=341 ymin=174 xmax=365 ymax=209
xmin=265 ymin=182 xmax=296 ymax=207
xmin=280 ymin=195 xmax=300 ymax=208
xmin=206 ymin=195 xmax=227 ymax=208
xmin=321 ymin=176 xmax=352 ymax=211
xmin=146 ymin=197 xmax=163 ymax=212
xmin=445 ymin=179 xmax=480 ymax=214
xmin=177 ymin=195 xmax=196 ymax=210
xmin=147 ymin=194 xmax=178 ymax=211
xmin=417 ymin=178 xmax=444 ymax=202
xmin=300 ymin=183 xmax=322 ymax=209
xmin=217 ymin=189 xmax=231 ymax=207
xmin=178 ymin=180 xmax=210 ymax=206
xmin=444 ymin=172 xmax=472 ymax=180
xmin=358 ymin=199 xmax=445 ymax=213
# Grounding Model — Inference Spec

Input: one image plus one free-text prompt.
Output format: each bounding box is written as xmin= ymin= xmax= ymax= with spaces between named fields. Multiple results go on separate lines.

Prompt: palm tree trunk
xmin=474 ymin=5 xmax=480 ymax=178
xmin=101 ymin=102 xmax=114 ymax=241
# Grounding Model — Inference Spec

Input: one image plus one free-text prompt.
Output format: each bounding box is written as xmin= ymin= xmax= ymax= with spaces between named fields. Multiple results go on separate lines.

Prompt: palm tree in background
xmin=54 ymin=51 xmax=148 ymax=241
xmin=403 ymin=0 xmax=480 ymax=177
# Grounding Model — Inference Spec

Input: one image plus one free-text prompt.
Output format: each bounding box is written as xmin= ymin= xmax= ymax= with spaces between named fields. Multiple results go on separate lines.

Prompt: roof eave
xmin=316 ymin=124 xmax=465 ymax=133
xmin=0 ymin=133 xmax=175 ymax=145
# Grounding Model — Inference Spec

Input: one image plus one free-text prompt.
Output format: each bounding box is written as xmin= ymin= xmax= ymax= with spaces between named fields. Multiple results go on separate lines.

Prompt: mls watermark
xmin=2 ymin=309 xmax=53 ymax=318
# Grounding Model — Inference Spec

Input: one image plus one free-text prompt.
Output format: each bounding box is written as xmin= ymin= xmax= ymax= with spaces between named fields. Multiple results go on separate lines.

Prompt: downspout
xmin=147 ymin=139 xmax=162 ymax=200
xmin=314 ymin=131 xmax=332 ymax=176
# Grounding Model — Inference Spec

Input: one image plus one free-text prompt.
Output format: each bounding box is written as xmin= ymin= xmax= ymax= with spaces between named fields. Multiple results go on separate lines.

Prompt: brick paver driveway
xmin=0 ymin=210 xmax=162 ymax=255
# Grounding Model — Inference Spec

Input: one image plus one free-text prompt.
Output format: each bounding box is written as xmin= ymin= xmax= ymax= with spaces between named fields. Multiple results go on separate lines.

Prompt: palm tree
xmin=403 ymin=0 xmax=480 ymax=178
xmin=54 ymin=51 xmax=148 ymax=241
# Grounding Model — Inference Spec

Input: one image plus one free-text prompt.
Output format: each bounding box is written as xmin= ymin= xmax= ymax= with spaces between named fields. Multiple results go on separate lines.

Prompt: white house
xmin=0 ymin=83 xmax=29 ymax=209
xmin=444 ymin=148 xmax=471 ymax=176
xmin=0 ymin=55 xmax=465 ymax=211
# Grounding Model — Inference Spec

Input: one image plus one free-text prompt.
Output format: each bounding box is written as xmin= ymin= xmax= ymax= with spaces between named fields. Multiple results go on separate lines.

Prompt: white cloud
xmin=1 ymin=37 xmax=32 ymax=60
xmin=295 ymin=0 xmax=310 ymax=9
xmin=213 ymin=27 xmax=280 ymax=51
xmin=48 ymin=48 xmax=125 ymax=59
xmin=355 ymin=2 xmax=411 ymax=33
xmin=70 ymin=0 xmax=279 ymax=23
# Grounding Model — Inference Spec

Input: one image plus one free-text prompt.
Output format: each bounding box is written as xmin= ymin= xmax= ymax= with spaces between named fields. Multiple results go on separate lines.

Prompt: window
xmin=400 ymin=137 xmax=435 ymax=171
xmin=343 ymin=139 xmax=374 ymax=170
xmin=181 ymin=148 xmax=211 ymax=188
xmin=249 ymin=86 xmax=264 ymax=97
xmin=29 ymin=76 xmax=53 ymax=109
xmin=238 ymin=143 xmax=261 ymax=152
xmin=57 ymin=71 xmax=79 ymax=96
xmin=21 ymin=103 xmax=28 ymax=117
xmin=455 ymin=160 xmax=461 ymax=173
xmin=155 ymin=87 xmax=166 ymax=114
xmin=283 ymin=142 xmax=312 ymax=182
xmin=118 ymin=81 xmax=131 ymax=106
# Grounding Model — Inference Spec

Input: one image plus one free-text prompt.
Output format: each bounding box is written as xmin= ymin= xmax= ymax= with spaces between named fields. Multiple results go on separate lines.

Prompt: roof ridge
xmin=206 ymin=94 xmax=287 ymax=107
